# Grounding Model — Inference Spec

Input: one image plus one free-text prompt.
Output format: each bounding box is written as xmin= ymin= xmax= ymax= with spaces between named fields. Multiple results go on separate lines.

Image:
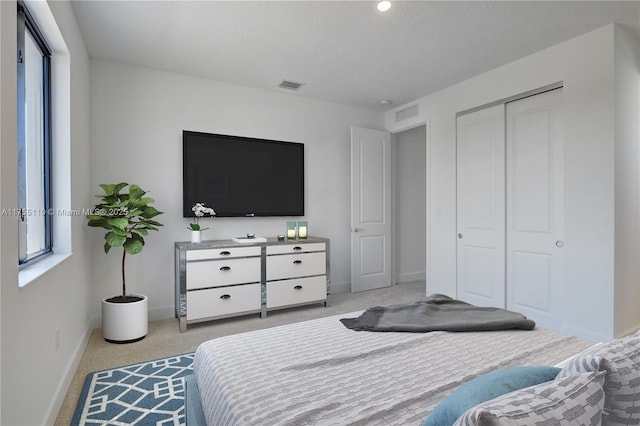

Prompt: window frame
xmin=17 ymin=1 xmax=53 ymax=267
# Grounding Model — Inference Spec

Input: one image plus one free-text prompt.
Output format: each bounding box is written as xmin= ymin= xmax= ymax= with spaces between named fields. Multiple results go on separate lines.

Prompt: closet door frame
xmin=455 ymin=83 xmax=563 ymax=317
xmin=505 ymin=88 xmax=564 ymax=330
xmin=456 ymin=104 xmax=506 ymax=308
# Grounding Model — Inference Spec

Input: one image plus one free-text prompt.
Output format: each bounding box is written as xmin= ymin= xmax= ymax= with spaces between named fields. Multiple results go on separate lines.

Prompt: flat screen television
xmin=183 ymin=131 xmax=304 ymax=217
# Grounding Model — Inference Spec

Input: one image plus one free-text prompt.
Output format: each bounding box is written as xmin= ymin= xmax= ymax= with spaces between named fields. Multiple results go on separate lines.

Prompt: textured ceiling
xmin=71 ymin=1 xmax=640 ymax=111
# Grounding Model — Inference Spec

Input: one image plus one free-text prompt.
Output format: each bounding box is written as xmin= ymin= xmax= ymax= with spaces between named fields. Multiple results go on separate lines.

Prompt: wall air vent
xmin=395 ymin=103 xmax=419 ymax=122
xmin=278 ymin=80 xmax=305 ymax=90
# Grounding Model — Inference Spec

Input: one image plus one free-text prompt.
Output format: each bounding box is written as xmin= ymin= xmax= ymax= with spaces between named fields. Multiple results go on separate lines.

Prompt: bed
xmin=191 ymin=309 xmax=595 ymax=426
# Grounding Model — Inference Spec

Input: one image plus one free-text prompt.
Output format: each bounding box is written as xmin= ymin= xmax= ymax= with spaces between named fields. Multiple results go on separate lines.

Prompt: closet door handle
xmin=293 ymin=260 xmax=302 ymax=265
xmin=220 ymin=266 xmax=231 ymax=271
xmin=220 ymin=294 xmax=231 ymax=300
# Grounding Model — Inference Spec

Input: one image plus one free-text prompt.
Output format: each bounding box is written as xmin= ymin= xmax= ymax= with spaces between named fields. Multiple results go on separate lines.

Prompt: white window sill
xmin=18 ymin=252 xmax=72 ymax=288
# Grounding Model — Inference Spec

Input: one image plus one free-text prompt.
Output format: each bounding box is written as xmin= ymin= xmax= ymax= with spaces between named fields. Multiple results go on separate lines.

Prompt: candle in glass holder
xmin=286 ymin=221 xmax=297 ymax=239
xmin=297 ymin=221 xmax=308 ymax=239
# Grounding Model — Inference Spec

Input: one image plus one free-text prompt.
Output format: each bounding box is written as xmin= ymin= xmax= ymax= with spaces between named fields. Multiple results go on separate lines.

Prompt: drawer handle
xmin=293 ymin=260 xmax=302 ymax=265
xmin=293 ymin=246 xmax=302 ymax=251
xmin=220 ymin=294 xmax=231 ymax=300
xmin=220 ymin=266 xmax=231 ymax=271
xmin=220 ymin=251 xmax=231 ymax=256
xmin=294 ymin=285 xmax=303 ymax=290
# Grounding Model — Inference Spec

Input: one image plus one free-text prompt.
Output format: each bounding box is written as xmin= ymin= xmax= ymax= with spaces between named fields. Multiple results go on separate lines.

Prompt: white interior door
xmin=506 ymin=88 xmax=563 ymax=329
xmin=456 ymin=104 xmax=506 ymax=308
xmin=350 ymin=126 xmax=391 ymax=292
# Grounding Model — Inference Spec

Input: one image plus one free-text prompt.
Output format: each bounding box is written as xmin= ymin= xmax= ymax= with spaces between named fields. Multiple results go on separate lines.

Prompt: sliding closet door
xmin=456 ymin=104 xmax=506 ymax=308
xmin=506 ymin=88 xmax=563 ymax=329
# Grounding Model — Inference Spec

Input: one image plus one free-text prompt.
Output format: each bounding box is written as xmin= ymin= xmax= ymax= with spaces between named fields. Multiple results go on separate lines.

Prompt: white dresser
xmin=175 ymin=237 xmax=330 ymax=332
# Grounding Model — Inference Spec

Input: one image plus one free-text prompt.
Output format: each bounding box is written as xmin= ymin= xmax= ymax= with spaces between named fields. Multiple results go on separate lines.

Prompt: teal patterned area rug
xmin=72 ymin=352 xmax=195 ymax=425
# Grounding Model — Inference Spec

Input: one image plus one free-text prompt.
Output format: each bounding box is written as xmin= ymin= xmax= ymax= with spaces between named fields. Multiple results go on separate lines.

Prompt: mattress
xmin=194 ymin=311 xmax=593 ymax=426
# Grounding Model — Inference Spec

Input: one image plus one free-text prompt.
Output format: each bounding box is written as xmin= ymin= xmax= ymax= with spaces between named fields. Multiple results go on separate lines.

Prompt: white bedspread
xmin=194 ymin=311 xmax=593 ymax=426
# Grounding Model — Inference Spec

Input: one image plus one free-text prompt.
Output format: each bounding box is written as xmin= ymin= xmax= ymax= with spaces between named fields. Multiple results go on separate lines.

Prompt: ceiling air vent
xmin=395 ymin=104 xmax=419 ymax=122
xmin=278 ymin=80 xmax=305 ymax=90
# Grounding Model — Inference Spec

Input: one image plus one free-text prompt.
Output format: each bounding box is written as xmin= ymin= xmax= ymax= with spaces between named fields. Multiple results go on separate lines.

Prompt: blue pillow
xmin=421 ymin=366 xmax=561 ymax=426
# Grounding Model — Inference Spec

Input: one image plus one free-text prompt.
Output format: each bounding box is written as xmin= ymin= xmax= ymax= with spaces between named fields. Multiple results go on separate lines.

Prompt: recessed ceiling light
xmin=377 ymin=1 xmax=392 ymax=12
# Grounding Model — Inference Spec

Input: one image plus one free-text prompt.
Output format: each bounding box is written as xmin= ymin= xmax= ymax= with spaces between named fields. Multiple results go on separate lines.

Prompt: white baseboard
xmin=149 ymin=305 xmax=177 ymax=322
xmin=615 ymin=324 xmax=640 ymax=339
xmin=330 ymin=280 xmax=350 ymax=294
xmin=329 ymin=276 xmax=424 ymax=295
xmin=561 ymin=324 xmax=609 ymax=343
xmin=44 ymin=317 xmax=96 ymax=425
xmin=395 ymin=271 xmax=426 ymax=284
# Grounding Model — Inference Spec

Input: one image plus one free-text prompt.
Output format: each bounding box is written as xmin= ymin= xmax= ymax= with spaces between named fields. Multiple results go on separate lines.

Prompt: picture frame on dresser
xmin=175 ymin=236 xmax=330 ymax=332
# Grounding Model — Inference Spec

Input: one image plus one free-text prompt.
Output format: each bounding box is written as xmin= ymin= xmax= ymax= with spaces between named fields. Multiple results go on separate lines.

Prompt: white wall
xmin=386 ymin=24 xmax=636 ymax=341
xmin=0 ymin=1 xmax=92 ymax=425
xmin=0 ymin=3 xmax=11 ymax=423
xmin=90 ymin=60 xmax=383 ymax=320
xmin=394 ymin=125 xmax=426 ymax=283
xmin=613 ymin=24 xmax=640 ymax=337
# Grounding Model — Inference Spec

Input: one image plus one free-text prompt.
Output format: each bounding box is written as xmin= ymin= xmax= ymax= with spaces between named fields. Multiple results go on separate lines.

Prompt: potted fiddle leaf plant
xmin=86 ymin=182 xmax=163 ymax=343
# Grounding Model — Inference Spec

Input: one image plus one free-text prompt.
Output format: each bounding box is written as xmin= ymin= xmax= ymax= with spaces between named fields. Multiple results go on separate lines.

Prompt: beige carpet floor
xmin=55 ymin=280 xmax=425 ymax=425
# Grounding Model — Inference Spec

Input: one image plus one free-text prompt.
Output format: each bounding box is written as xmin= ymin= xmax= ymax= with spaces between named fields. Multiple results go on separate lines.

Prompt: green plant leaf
xmin=134 ymin=196 xmax=154 ymax=205
xmin=100 ymin=182 xmax=128 ymax=196
xmin=124 ymin=238 xmax=144 ymax=255
xmin=87 ymin=217 xmax=109 ymax=228
xmin=110 ymin=199 xmax=130 ymax=209
xmin=104 ymin=241 xmax=112 ymax=254
xmin=131 ymin=228 xmax=148 ymax=236
xmin=107 ymin=217 xmax=129 ymax=230
xmin=99 ymin=183 xmax=117 ymax=195
xmin=110 ymin=227 xmax=129 ymax=237
xmin=106 ymin=231 xmax=127 ymax=247
xmin=128 ymin=185 xmax=145 ymax=201
xmin=144 ymin=220 xmax=164 ymax=227
xmin=141 ymin=206 xmax=163 ymax=219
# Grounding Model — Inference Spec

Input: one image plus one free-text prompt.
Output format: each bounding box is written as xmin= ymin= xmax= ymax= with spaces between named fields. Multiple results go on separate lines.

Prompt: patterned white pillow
xmin=452 ymin=372 xmax=605 ymax=426
xmin=557 ymin=332 xmax=640 ymax=425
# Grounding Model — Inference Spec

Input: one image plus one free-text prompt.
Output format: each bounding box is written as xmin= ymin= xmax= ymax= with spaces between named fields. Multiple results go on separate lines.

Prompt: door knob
xmin=555 ymin=240 xmax=564 ymax=248
xmin=352 ymin=227 xmax=363 ymax=232
xmin=458 ymin=233 xmax=463 ymax=239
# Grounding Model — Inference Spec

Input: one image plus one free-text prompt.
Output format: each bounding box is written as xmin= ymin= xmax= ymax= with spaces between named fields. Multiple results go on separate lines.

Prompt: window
xmin=17 ymin=2 xmax=52 ymax=266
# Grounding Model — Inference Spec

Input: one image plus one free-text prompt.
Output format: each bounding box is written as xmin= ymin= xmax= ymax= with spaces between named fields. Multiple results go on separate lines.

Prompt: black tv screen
xmin=183 ymin=131 xmax=304 ymax=217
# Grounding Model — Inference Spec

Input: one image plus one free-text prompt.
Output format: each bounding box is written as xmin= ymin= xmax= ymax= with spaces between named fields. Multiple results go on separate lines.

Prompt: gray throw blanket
xmin=340 ymin=294 xmax=536 ymax=332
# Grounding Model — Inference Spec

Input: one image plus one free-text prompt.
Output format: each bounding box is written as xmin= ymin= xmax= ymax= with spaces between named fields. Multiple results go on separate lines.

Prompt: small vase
xmin=191 ymin=230 xmax=202 ymax=244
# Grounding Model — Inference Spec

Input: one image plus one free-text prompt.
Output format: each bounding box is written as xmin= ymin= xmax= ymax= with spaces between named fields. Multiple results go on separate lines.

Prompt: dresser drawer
xmin=186 ymin=246 xmax=261 ymax=261
xmin=267 ymin=276 xmax=326 ymax=308
xmin=187 ymin=284 xmax=261 ymax=320
xmin=266 ymin=242 xmax=326 ymax=255
xmin=266 ymin=252 xmax=326 ymax=281
xmin=186 ymin=257 xmax=261 ymax=290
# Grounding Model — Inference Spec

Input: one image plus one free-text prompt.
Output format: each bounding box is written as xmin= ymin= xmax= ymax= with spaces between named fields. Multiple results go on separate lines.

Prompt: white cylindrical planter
xmin=191 ymin=230 xmax=202 ymax=244
xmin=102 ymin=294 xmax=148 ymax=343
